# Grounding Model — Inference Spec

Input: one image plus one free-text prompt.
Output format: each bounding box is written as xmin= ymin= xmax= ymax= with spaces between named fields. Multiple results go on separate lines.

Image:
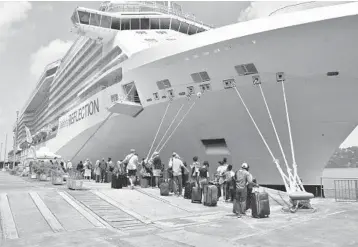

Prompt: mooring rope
xmin=145 ymin=102 xmax=171 ymax=161
xmin=258 ymin=84 xmax=294 ymax=189
xmin=152 ymin=104 xmax=185 ymax=156
xmin=157 ymin=100 xmax=196 ymax=153
xmin=281 ymin=80 xmax=305 ymax=192
xmin=232 ymin=85 xmax=290 ymax=192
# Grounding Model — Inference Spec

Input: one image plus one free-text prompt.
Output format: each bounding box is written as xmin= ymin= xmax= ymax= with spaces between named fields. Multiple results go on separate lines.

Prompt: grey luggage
xmin=251 ymin=191 xmax=270 ymax=218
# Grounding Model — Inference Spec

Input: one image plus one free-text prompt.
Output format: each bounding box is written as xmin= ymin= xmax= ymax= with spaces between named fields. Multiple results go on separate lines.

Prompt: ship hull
xmin=38 ymin=7 xmax=358 ymax=185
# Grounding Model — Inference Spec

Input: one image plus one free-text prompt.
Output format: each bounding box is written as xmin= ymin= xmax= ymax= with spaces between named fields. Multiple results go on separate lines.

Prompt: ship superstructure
xmin=12 ymin=1 xmax=358 ymax=189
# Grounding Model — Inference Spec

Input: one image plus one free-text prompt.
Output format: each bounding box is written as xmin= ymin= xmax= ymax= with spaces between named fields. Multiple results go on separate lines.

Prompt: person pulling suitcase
xmin=233 ymin=163 xmax=257 ymax=218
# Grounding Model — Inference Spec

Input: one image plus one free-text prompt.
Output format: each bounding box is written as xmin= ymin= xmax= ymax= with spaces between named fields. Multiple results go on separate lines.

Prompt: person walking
xmin=123 ymin=149 xmax=139 ymax=189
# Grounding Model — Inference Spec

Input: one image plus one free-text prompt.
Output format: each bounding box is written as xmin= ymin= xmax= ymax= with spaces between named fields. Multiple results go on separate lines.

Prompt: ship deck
xmin=1 ymin=171 xmax=357 ymax=247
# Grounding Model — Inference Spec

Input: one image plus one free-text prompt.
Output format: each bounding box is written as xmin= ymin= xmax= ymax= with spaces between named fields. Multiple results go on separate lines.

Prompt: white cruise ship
xmin=13 ymin=1 xmax=358 ymax=191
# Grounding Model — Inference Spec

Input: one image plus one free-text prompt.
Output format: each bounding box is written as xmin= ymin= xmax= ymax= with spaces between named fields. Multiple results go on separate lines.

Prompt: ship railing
xmin=106 ymin=1 xmax=214 ymax=28
xmin=268 ymin=1 xmax=349 ymax=16
xmin=320 ymin=176 xmax=358 ymax=201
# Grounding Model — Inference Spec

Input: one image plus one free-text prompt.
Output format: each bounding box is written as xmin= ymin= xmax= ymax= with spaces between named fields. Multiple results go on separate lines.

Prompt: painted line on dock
xmin=29 ymin=192 xmax=65 ymax=233
xmin=0 ymin=193 xmax=19 ymax=240
xmin=230 ymin=210 xmax=348 ymax=242
xmin=93 ymin=190 xmax=152 ymax=224
xmin=58 ymin=191 xmax=107 ymax=229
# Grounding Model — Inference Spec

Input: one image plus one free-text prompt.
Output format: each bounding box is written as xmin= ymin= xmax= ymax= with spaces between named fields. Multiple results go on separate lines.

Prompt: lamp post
xmin=12 ymin=111 xmax=19 ymax=169
xmin=4 ymin=134 xmax=7 ymax=167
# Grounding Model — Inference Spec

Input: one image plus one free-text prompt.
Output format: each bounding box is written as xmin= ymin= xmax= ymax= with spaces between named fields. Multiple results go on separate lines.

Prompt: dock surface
xmin=0 ymin=171 xmax=357 ymax=247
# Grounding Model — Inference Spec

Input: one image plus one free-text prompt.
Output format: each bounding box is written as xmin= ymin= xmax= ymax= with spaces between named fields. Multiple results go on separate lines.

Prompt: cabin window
xmin=121 ymin=19 xmax=130 ymax=30
xmin=78 ymin=11 xmax=90 ymax=25
xmin=191 ymin=71 xmax=210 ymax=83
xmin=100 ymin=15 xmax=111 ymax=28
xmin=160 ymin=18 xmax=170 ymax=29
xmin=156 ymin=79 xmax=171 ymax=90
xmin=234 ymin=63 xmax=258 ymax=76
xmin=179 ymin=21 xmax=189 ymax=34
xmin=150 ymin=18 xmax=160 ymax=29
xmin=111 ymin=17 xmax=121 ymax=30
xmin=170 ymin=18 xmax=180 ymax=31
xmin=131 ymin=19 xmax=140 ymax=30
xmin=188 ymin=25 xmax=198 ymax=35
xmin=141 ymin=18 xmax=150 ymax=29
xmin=90 ymin=13 xmax=101 ymax=26
xmin=71 ymin=11 xmax=79 ymax=24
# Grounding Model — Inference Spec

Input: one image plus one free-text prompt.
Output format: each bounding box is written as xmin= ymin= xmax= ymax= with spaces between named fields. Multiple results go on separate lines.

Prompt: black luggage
xmin=251 ymin=191 xmax=270 ymax=218
xmin=160 ymin=181 xmax=170 ymax=196
xmin=111 ymin=174 xmax=118 ymax=188
xmin=184 ymin=181 xmax=196 ymax=199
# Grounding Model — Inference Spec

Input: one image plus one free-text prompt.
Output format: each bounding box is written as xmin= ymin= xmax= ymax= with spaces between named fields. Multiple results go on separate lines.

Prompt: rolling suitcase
xmin=251 ymin=191 xmax=270 ymax=218
xmin=191 ymin=187 xmax=202 ymax=203
xmin=160 ymin=181 xmax=170 ymax=196
xmin=184 ymin=181 xmax=196 ymax=199
xmin=111 ymin=174 xmax=119 ymax=189
xmin=203 ymin=185 xmax=218 ymax=206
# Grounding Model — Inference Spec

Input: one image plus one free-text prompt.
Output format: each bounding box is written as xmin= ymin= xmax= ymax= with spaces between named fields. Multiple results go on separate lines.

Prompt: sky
xmin=0 ymin=1 xmax=356 ymax=156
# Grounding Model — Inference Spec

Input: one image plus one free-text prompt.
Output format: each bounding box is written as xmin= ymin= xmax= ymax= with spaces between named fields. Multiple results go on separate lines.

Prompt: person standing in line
xmin=182 ymin=161 xmax=189 ymax=187
xmin=99 ymin=158 xmax=107 ymax=183
xmin=108 ymin=158 xmax=114 ymax=172
xmin=94 ymin=160 xmax=101 ymax=183
xmin=198 ymin=161 xmax=210 ymax=200
xmin=123 ymin=149 xmax=139 ymax=189
xmin=168 ymin=152 xmax=189 ymax=196
xmin=233 ymin=163 xmax=256 ymax=218
xmin=84 ymin=159 xmax=92 ymax=180
xmin=150 ymin=152 xmax=162 ymax=188
xmin=66 ymin=160 xmax=73 ymax=172
xmin=225 ymin=164 xmax=235 ymax=202
xmin=190 ymin=156 xmax=201 ymax=185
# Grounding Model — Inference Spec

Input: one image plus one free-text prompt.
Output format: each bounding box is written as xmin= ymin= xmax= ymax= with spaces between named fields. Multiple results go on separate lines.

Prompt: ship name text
xmin=59 ymin=98 xmax=100 ymax=129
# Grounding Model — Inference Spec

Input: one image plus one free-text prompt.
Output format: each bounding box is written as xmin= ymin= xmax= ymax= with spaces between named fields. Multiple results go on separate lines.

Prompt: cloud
xmin=0 ymin=2 xmax=32 ymax=52
xmin=237 ymin=1 xmax=348 ymax=22
xmin=30 ymin=39 xmax=73 ymax=78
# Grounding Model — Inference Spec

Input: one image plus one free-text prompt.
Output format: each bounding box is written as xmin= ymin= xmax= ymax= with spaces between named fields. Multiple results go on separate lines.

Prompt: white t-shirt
xmin=125 ymin=154 xmax=138 ymax=170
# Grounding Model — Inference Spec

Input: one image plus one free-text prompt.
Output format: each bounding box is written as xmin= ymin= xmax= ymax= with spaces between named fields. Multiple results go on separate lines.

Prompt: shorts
xmin=128 ymin=169 xmax=137 ymax=176
xmin=153 ymin=169 xmax=161 ymax=177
